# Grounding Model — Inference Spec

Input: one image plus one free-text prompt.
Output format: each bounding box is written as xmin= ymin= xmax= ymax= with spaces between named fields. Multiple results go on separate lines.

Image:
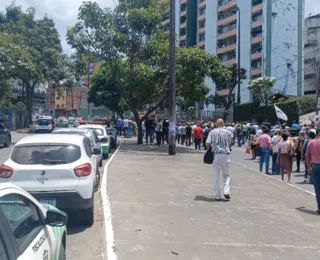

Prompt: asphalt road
xmin=1 ymin=131 xmax=104 ymax=260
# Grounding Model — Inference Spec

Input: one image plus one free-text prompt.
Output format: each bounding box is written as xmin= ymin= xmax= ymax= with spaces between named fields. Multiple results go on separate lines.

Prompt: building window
xmin=62 ymin=104 xmax=64 ymax=108
xmin=57 ymin=105 xmax=60 ymax=108
xmin=199 ymin=21 xmax=205 ymax=28
xmin=305 ymin=57 xmax=316 ymax=64
xmin=56 ymin=96 xmax=60 ymax=100
xmin=218 ymin=22 xmax=236 ymax=34
xmin=304 ymin=73 xmax=316 ymax=80
xmin=199 ymin=33 xmax=206 ymax=42
xmin=199 ymin=7 xmax=206 ymax=16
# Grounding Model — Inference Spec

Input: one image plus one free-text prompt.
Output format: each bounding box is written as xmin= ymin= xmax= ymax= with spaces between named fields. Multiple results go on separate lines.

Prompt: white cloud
xmin=305 ymin=0 xmax=320 ymax=17
xmin=0 ymin=0 xmax=115 ymax=53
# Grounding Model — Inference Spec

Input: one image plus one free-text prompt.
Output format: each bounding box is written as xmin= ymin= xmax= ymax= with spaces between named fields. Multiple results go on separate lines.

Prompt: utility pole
xmin=236 ymin=7 xmax=241 ymax=104
xmin=168 ymin=0 xmax=176 ymax=155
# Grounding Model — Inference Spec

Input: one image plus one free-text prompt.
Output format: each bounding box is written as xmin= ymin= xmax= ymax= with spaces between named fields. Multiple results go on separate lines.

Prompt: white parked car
xmin=0 ymin=183 xmax=67 ymax=260
xmin=0 ymin=134 xmax=100 ymax=226
xmin=78 ymin=124 xmax=111 ymax=159
xmin=35 ymin=116 xmax=54 ymax=133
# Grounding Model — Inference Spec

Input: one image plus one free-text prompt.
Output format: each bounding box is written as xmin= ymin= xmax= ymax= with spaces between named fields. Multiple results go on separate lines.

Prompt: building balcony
xmin=161 ymin=18 xmax=170 ymax=26
xmin=251 ymin=51 xmax=262 ymax=60
xmin=217 ymin=43 xmax=237 ymax=54
xmin=180 ymin=34 xmax=186 ymax=41
xmin=251 ymin=67 xmax=262 ymax=76
xmin=222 ymin=59 xmax=237 ymax=65
xmin=251 ymin=35 xmax=262 ymax=44
xmin=198 ymin=14 xmax=206 ymax=21
xmin=251 ymin=20 xmax=263 ymax=29
xmin=199 ymin=0 xmax=206 ymax=8
xmin=181 ymin=0 xmax=187 ymax=4
xmin=218 ymin=29 xmax=237 ymax=40
xmin=218 ymin=14 xmax=237 ymax=26
xmin=180 ymin=10 xmax=186 ymax=17
xmin=180 ymin=22 xmax=186 ymax=29
xmin=198 ymin=27 xmax=205 ymax=34
xmin=218 ymin=0 xmax=237 ymax=13
xmin=198 ymin=40 xmax=205 ymax=48
xmin=252 ymin=3 xmax=263 ymax=14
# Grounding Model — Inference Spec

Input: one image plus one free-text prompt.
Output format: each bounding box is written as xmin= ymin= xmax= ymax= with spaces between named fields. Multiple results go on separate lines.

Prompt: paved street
xmin=107 ymin=139 xmax=320 ymax=259
xmin=0 ymin=131 xmax=104 ymax=260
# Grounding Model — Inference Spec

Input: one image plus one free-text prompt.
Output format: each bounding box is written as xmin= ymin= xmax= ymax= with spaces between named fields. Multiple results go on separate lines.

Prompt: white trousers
xmin=213 ymin=154 xmax=230 ymax=199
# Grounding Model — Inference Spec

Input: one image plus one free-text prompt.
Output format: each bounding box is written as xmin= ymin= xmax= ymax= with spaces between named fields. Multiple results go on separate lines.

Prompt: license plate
xmin=39 ymin=199 xmax=56 ymax=206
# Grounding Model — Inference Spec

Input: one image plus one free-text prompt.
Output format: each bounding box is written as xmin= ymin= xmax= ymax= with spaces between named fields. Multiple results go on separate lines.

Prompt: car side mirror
xmin=45 ymin=209 xmax=68 ymax=227
xmin=99 ymin=137 xmax=105 ymax=143
xmin=93 ymin=148 xmax=101 ymax=155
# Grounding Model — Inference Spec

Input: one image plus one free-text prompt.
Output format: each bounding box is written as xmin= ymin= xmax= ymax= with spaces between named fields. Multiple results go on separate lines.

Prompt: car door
xmin=0 ymin=124 xmax=8 ymax=144
xmin=0 ymin=217 xmax=16 ymax=260
xmin=0 ymin=193 xmax=52 ymax=260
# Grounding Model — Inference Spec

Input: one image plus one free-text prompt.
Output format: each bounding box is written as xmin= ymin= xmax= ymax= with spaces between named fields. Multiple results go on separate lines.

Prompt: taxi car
xmin=0 ymin=183 xmax=67 ymax=260
xmin=78 ymin=124 xmax=111 ymax=159
xmin=0 ymin=134 xmax=100 ymax=226
xmin=55 ymin=118 xmax=69 ymax=128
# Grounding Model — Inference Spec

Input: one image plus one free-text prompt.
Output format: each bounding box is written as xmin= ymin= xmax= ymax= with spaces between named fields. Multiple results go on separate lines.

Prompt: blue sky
xmin=0 ymin=0 xmax=319 ymax=52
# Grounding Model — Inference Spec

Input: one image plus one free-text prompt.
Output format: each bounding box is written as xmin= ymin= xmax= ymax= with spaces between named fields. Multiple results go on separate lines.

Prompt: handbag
xmin=245 ymin=147 xmax=251 ymax=154
xmin=204 ymin=149 xmax=214 ymax=164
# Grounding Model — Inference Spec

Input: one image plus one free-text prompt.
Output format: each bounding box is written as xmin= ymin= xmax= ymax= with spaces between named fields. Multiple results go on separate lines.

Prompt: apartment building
xmin=202 ymin=0 xmax=304 ymax=113
xmin=304 ymin=14 xmax=320 ymax=95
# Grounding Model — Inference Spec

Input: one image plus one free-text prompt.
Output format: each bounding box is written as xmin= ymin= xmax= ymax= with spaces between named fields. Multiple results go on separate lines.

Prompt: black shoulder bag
xmin=203 ymin=149 xmax=214 ymax=164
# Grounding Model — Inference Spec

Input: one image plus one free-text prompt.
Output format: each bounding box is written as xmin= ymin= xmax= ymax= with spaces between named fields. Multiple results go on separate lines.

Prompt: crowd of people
xmin=116 ymin=115 xmax=320 ymax=214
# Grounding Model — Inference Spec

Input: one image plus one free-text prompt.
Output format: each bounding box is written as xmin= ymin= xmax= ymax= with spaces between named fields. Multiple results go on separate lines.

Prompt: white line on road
xmin=101 ymin=139 xmax=123 ymax=260
xmin=231 ymin=161 xmax=316 ymax=196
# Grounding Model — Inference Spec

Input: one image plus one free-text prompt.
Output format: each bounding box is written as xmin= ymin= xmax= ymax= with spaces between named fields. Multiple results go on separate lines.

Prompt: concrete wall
xmin=265 ymin=0 xmax=304 ymax=96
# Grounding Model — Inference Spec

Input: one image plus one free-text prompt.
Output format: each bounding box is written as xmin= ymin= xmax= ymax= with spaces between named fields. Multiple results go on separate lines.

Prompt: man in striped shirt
xmin=206 ymin=119 xmax=232 ymax=201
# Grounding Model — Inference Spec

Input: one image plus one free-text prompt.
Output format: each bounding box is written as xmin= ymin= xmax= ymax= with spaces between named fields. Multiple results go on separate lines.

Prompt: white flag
xmin=274 ymin=105 xmax=288 ymax=121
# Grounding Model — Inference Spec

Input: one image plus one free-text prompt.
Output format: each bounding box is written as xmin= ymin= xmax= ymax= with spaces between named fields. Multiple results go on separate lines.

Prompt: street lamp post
xmin=236 ymin=7 xmax=241 ymax=104
xmin=168 ymin=0 xmax=176 ymax=155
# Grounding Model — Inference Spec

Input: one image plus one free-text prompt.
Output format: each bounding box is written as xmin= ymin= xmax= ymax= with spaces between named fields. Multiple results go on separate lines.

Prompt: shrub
xmin=291 ymin=95 xmax=317 ymax=116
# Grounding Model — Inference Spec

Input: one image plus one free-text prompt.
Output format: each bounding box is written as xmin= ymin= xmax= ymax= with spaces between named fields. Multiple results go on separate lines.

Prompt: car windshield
xmin=37 ymin=119 xmax=50 ymax=125
xmin=11 ymin=145 xmax=81 ymax=165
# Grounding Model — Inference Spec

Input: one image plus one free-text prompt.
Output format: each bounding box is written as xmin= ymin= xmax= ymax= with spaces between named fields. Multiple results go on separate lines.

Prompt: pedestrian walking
xmin=305 ymin=128 xmax=320 ymax=214
xmin=194 ymin=123 xmax=203 ymax=150
xmin=257 ymin=127 xmax=273 ymax=174
xmin=123 ymin=117 xmax=129 ymax=137
xmin=294 ymin=131 xmax=305 ymax=172
xmin=179 ymin=123 xmax=186 ymax=145
xmin=128 ymin=118 xmax=133 ymax=138
xmin=117 ymin=117 xmax=123 ymax=136
xmin=302 ymin=129 xmax=316 ymax=183
xmin=271 ymin=130 xmax=281 ymax=175
xmin=236 ymin=124 xmax=243 ymax=147
xmin=248 ymin=126 xmax=257 ymax=160
xmin=162 ymin=119 xmax=169 ymax=144
xmin=203 ymin=122 xmax=212 ymax=150
xmin=277 ymin=131 xmax=294 ymax=183
xmin=145 ymin=117 xmax=155 ymax=144
xmin=185 ymin=123 xmax=192 ymax=146
xmin=206 ymin=119 xmax=232 ymax=201
xmin=155 ymin=119 xmax=163 ymax=145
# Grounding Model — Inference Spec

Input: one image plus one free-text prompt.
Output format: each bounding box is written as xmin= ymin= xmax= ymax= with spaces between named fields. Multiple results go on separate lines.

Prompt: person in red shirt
xmin=194 ymin=123 xmax=203 ymax=150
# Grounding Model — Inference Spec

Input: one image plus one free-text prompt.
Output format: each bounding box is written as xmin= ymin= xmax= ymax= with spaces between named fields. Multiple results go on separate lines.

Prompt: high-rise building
xmin=204 ymin=0 xmax=304 ymax=112
xmin=304 ymin=14 xmax=320 ymax=95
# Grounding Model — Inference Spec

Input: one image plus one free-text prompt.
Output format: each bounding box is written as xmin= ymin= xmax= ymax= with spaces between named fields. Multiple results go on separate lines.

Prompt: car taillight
xmin=74 ymin=163 xmax=92 ymax=177
xmin=0 ymin=164 xmax=13 ymax=179
xmin=105 ymin=137 xmax=108 ymax=143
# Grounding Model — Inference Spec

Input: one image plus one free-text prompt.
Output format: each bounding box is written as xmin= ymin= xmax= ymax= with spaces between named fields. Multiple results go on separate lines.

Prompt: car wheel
xmin=94 ymin=168 xmax=100 ymax=192
xmin=58 ymin=240 xmax=66 ymax=260
xmin=99 ymin=159 xmax=102 ymax=167
xmin=102 ymin=153 xmax=108 ymax=160
xmin=83 ymin=202 xmax=94 ymax=226
xmin=4 ymin=136 xmax=11 ymax=147
xmin=111 ymin=140 xmax=117 ymax=149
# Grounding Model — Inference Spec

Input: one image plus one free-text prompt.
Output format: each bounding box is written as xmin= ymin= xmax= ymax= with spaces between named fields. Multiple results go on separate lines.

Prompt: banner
xmin=274 ymin=105 xmax=288 ymax=121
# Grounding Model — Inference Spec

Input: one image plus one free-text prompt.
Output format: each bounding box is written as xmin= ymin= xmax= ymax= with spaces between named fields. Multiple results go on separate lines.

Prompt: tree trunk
xmin=133 ymin=109 xmax=143 ymax=144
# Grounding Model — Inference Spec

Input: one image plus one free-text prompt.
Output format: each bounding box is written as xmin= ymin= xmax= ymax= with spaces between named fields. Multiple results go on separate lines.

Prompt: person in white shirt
xmin=123 ymin=118 xmax=129 ymax=137
xmin=272 ymin=130 xmax=281 ymax=174
xmin=226 ymin=123 xmax=235 ymax=145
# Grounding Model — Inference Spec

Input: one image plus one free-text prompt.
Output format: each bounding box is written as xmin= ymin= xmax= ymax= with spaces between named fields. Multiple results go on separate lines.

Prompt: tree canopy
xmin=248 ymin=76 xmax=277 ymax=106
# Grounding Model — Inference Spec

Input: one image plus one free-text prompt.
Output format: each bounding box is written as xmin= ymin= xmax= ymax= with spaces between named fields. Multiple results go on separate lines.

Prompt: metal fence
xmin=0 ymin=108 xmax=27 ymax=130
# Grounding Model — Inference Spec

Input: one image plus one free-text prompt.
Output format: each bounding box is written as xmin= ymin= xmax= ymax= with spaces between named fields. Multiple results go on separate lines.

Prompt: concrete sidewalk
xmin=107 ymin=140 xmax=320 ymax=260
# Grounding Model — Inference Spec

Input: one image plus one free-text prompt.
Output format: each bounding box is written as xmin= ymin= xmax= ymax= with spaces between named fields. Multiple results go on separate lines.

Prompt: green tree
xmin=67 ymin=0 xmax=230 ymax=144
xmin=214 ymin=64 xmax=247 ymax=120
xmin=0 ymin=3 xmax=62 ymax=123
xmin=248 ymin=76 xmax=277 ymax=106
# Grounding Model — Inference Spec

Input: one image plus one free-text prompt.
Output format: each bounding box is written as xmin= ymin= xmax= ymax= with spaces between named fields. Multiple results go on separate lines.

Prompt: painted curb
xmin=100 ymin=139 xmax=123 ymax=260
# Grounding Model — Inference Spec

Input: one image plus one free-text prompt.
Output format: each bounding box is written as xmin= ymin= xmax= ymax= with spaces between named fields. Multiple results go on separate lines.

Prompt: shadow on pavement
xmin=65 ymin=211 xmax=90 ymax=235
xmin=194 ymin=196 xmax=229 ymax=202
xmin=295 ymin=206 xmax=319 ymax=216
xmin=119 ymin=141 xmax=202 ymax=155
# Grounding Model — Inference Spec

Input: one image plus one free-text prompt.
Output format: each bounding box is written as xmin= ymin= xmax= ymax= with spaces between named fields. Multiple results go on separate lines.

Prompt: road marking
xmin=231 ymin=161 xmax=315 ymax=196
xmin=101 ymin=139 xmax=123 ymax=260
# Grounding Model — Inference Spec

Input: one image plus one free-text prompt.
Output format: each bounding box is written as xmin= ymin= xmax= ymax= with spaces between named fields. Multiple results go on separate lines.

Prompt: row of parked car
xmin=0 ymin=119 xmax=118 ymax=259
